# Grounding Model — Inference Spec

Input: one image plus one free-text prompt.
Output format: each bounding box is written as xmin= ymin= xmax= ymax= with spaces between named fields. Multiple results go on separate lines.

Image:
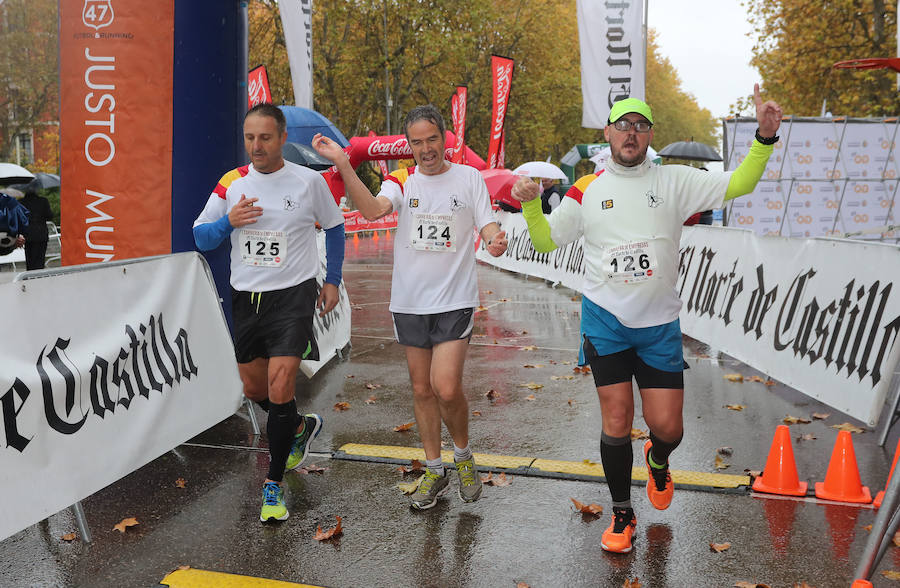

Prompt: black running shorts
xmin=582 ymin=336 xmax=684 ymax=390
xmin=392 ymin=308 xmax=475 ymax=349
xmin=232 ymin=278 xmax=320 ymax=363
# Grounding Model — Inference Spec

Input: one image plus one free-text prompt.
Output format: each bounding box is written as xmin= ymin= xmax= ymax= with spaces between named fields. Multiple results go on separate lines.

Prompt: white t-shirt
xmin=193 ymin=161 xmax=345 ymax=292
xmin=378 ymin=163 xmax=496 ymax=314
xmin=548 ymin=158 xmax=731 ymax=327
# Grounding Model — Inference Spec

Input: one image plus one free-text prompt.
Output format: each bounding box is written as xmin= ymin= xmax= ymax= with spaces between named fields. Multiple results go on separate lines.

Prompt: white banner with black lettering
xmin=477 ymin=214 xmax=900 ymax=426
xmin=576 ymin=0 xmax=645 ymax=129
xmin=279 ymin=0 xmax=314 ymax=109
xmin=678 ymin=226 xmax=900 ymax=426
xmin=302 ymin=231 xmax=352 ymax=378
xmin=0 ymin=253 xmax=243 ymax=541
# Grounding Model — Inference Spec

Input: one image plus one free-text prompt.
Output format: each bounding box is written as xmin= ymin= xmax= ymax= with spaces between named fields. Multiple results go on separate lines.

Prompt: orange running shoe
xmin=644 ymin=440 xmax=674 ymax=510
xmin=601 ymin=507 xmax=637 ymax=553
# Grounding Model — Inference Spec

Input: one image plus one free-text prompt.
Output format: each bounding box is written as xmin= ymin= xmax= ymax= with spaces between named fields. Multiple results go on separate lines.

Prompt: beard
xmin=610 ymin=143 xmax=647 ymax=167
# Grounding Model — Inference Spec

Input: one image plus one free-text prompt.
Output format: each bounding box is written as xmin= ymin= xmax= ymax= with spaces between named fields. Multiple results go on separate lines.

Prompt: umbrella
xmin=512 ymin=161 xmax=568 ymax=180
xmin=657 ymin=140 xmax=722 ymax=162
xmin=480 ymin=168 xmax=520 ymax=209
xmin=1 ymin=187 xmax=24 ymax=200
xmin=282 ymin=142 xmax=334 ymax=171
xmin=589 ymin=146 xmax=659 ymax=172
xmin=0 ymin=163 xmax=35 ymax=185
xmin=27 ymin=172 xmax=60 ymax=190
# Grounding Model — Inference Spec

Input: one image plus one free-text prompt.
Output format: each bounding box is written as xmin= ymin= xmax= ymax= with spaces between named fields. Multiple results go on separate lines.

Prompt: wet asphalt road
xmin=2 ymin=233 xmax=899 ymax=588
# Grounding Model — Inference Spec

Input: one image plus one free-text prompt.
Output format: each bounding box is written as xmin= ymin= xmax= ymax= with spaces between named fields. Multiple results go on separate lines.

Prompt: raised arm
xmin=725 ymin=83 xmax=783 ymax=201
xmin=311 ymin=133 xmax=393 ymax=221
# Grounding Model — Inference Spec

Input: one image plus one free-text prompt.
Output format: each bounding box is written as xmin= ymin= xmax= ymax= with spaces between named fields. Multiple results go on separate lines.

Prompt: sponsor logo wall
xmin=724 ymin=118 xmax=900 ymax=241
xmin=477 ymin=212 xmax=900 ymax=426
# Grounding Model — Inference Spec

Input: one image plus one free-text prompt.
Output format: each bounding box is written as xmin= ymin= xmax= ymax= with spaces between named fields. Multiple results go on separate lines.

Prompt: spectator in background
xmin=20 ymin=187 xmax=53 ymax=270
xmin=540 ymin=178 xmax=561 ymax=213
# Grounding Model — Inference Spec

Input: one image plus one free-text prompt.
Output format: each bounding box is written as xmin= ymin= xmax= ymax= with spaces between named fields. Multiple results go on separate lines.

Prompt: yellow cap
xmin=608 ymin=98 xmax=653 ymax=125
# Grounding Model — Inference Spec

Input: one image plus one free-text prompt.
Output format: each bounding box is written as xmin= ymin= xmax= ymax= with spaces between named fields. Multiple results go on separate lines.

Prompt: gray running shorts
xmin=391 ymin=308 xmax=475 ymax=349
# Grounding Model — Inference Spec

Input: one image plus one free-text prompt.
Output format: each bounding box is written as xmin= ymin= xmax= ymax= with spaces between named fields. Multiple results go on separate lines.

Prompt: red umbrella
xmin=480 ymin=168 xmax=520 ymax=210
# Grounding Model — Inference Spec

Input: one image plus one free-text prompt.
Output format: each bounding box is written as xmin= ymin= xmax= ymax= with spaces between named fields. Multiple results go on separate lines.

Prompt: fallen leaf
xmin=797 ymin=433 xmax=817 ymax=441
xmin=113 ymin=517 xmax=139 ymax=533
xmin=883 ymin=570 xmax=900 ymax=580
xmin=365 ymin=396 xmax=377 ymax=404
xmin=313 ymin=516 xmax=343 ymax=541
xmin=623 ymin=579 xmax=642 ymax=588
xmin=893 ymin=530 xmax=900 ymax=546
xmin=345 ymin=374 xmax=355 ymax=379
xmin=176 ymin=566 xmax=191 ymax=571
xmin=522 ymin=382 xmax=544 ymax=390
xmin=521 ymin=345 xmax=538 ymax=351
xmin=570 ymin=497 xmax=603 ymax=516
xmin=570 ymin=296 xmax=580 ymax=301
xmin=783 ymin=415 xmax=811 ymax=425
xmin=812 ymin=412 xmax=831 ymax=420
xmin=582 ymin=458 xmax=598 ymax=466
xmin=392 ymin=421 xmax=415 ymax=432
xmin=492 ymin=339 xmax=499 ymax=344
xmin=523 ymin=364 xmax=537 ymax=368
xmin=715 ymin=455 xmax=730 ymax=470
xmin=365 ymin=383 xmax=381 ymax=390
xmin=517 ymin=583 xmax=530 ymax=588
xmin=630 ymin=428 xmax=649 ymax=440
xmin=485 ymin=389 xmax=500 ymax=399
xmin=525 ymin=394 xmax=536 ymax=401
xmin=522 ymin=331 xmax=529 ymax=335
xmin=724 ymin=373 xmax=744 ymax=382
xmin=832 ymin=422 xmax=865 ymax=433
xmin=709 ymin=542 xmax=731 ymax=552
xmin=481 ymin=472 xmax=513 ymax=486
xmin=471 ymin=410 xmax=482 ymax=416
xmin=725 ymin=404 xmax=746 ymax=411
xmin=396 ymin=461 xmax=424 ymax=474
xmin=61 ymin=532 xmax=76 ymax=542
xmin=334 ymin=402 xmax=351 ymax=411
xmin=764 ymin=379 xmax=776 ymax=386
xmin=562 ymin=360 xmax=572 ymax=365
xmin=717 ymin=447 xmax=733 ymax=456
xmin=396 ymin=475 xmax=422 ymax=494
xmin=573 ymin=366 xmax=592 ymax=374
xmin=476 ymin=305 xmax=488 ymax=311
xmin=484 ymin=290 xmax=493 ymax=294
xmin=567 ymin=398 xmax=575 ymax=406
xmin=744 ymin=469 xmax=762 ymax=478
xmin=747 ymin=375 xmax=766 ymax=383
xmin=174 ymin=478 xmax=186 ymax=489
xmin=298 ymin=464 xmax=328 ymax=474
xmin=863 ymin=524 xmax=873 ymax=532
xmin=551 ymin=375 xmax=576 ymax=381
xmin=499 ymin=297 xmax=510 ymax=302
xmin=734 ymin=583 xmax=771 ymax=588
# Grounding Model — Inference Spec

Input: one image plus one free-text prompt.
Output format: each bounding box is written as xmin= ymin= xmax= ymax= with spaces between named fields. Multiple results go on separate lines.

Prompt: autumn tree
xmin=249 ymin=1 xmax=717 ymax=169
xmin=743 ymin=0 xmax=900 ymax=116
xmin=0 ymin=0 xmax=59 ymax=168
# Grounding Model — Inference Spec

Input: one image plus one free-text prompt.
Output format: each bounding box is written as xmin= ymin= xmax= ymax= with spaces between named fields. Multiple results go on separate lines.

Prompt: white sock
xmin=454 ymin=444 xmax=472 ymax=462
xmin=425 ymin=457 xmax=444 ymax=476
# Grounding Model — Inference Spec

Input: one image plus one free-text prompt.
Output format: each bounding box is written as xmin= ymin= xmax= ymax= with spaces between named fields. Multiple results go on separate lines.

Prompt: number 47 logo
xmin=83 ymin=0 xmax=114 ymax=31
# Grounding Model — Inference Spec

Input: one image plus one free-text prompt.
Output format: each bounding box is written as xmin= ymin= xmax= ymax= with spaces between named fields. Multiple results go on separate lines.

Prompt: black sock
xmin=600 ymin=433 xmax=633 ymax=506
xmin=254 ymin=399 xmax=271 ymax=413
xmin=649 ymin=431 xmax=683 ymax=468
xmin=266 ymin=399 xmax=298 ymax=482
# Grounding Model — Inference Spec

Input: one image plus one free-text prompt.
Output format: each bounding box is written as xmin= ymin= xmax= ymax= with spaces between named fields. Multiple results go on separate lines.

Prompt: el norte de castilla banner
xmin=477 ymin=212 xmax=900 ymax=426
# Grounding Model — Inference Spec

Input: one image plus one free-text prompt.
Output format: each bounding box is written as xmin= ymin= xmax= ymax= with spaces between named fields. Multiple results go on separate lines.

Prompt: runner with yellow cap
xmin=511 ymin=84 xmax=783 ymax=554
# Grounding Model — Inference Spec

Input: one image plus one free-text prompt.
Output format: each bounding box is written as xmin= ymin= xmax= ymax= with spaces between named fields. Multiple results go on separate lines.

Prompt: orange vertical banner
xmin=59 ymin=0 xmax=175 ymax=265
xmin=486 ymin=55 xmax=513 ymax=169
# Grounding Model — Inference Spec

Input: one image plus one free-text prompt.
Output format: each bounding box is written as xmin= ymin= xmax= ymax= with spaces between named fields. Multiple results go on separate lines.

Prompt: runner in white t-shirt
xmin=512 ymin=85 xmax=784 ymax=554
xmin=313 ymin=104 xmax=508 ymax=510
xmin=193 ymin=104 xmax=345 ymax=523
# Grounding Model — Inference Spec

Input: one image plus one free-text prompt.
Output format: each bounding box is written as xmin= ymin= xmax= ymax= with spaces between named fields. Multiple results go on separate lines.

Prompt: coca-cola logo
xmin=492 ymin=64 xmax=513 ymax=139
xmin=248 ymin=72 xmax=269 ymax=107
xmin=367 ymin=138 xmax=411 ymax=158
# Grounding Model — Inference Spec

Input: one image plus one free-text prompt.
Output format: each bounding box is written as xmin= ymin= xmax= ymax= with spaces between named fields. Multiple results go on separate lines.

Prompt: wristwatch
xmin=755 ymin=128 xmax=779 ymax=145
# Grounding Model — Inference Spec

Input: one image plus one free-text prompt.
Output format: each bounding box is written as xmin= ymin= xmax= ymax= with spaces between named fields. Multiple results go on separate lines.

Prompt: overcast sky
xmin=647 ymin=0 xmax=759 ymax=119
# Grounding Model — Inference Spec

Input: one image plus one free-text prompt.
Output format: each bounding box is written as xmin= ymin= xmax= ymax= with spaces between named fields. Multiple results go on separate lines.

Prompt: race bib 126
xmin=601 ymin=240 xmax=658 ymax=284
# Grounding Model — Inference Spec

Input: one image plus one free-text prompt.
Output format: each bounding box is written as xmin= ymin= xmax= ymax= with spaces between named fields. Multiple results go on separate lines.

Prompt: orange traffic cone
xmin=753 ymin=425 xmax=808 ymax=496
xmin=815 ymin=430 xmax=872 ymax=503
xmin=874 ymin=437 xmax=900 ymax=508
xmin=851 ymin=580 xmax=874 ymax=588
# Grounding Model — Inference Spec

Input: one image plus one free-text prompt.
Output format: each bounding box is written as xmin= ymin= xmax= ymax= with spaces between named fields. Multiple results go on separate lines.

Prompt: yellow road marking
xmin=160 ymin=569 xmax=323 ymax=588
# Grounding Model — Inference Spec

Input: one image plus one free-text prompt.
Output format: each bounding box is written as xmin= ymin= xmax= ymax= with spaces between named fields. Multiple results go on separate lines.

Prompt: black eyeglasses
xmin=612 ymin=119 xmax=652 ymax=133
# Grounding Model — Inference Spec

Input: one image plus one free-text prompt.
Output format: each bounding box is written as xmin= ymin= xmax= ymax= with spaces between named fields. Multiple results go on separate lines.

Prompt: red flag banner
xmin=487 ymin=55 xmax=513 ymax=169
xmin=368 ymin=130 xmax=389 ymax=179
xmin=248 ymin=64 xmax=271 ymax=108
xmin=450 ymin=86 xmax=468 ymax=164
